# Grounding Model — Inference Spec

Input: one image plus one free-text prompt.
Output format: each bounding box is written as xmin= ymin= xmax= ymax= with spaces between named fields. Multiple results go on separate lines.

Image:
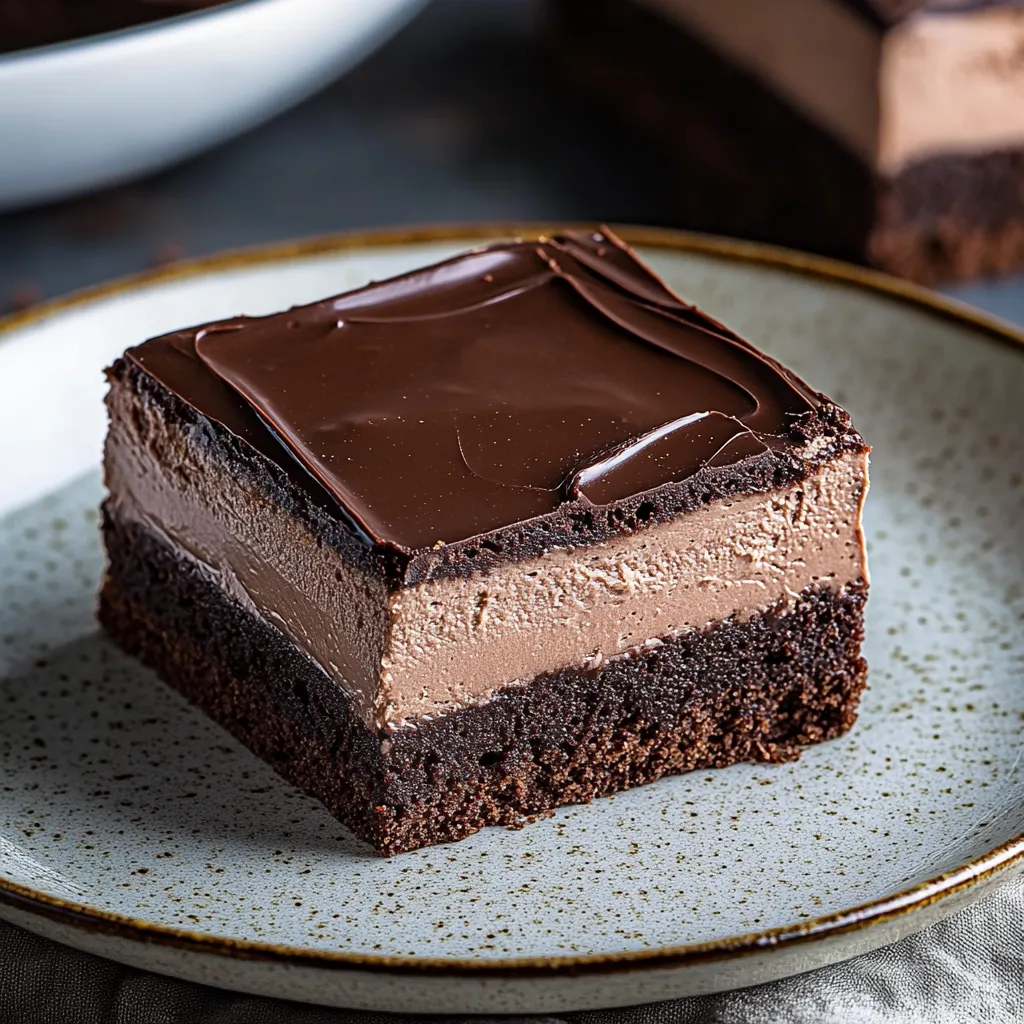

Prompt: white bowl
xmin=0 ymin=0 xmax=429 ymax=212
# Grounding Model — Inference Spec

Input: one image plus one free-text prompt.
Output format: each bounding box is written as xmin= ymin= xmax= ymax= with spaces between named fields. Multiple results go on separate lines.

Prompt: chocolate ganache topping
xmin=127 ymin=229 xmax=819 ymax=552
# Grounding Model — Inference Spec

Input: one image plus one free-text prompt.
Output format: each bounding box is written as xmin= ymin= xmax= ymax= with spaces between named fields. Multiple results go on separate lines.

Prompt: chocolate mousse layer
xmin=101 ymin=230 xmax=870 ymax=853
xmin=547 ymin=0 xmax=1024 ymax=283
xmin=105 ymin=364 xmax=866 ymax=728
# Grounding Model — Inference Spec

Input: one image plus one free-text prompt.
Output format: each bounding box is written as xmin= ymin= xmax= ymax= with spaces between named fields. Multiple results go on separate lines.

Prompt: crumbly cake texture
xmin=545 ymin=0 xmax=1024 ymax=285
xmin=100 ymin=230 xmax=870 ymax=855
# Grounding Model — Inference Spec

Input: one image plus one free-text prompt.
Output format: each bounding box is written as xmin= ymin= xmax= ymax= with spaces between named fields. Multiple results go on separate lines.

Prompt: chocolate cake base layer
xmin=99 ymin=509 xmax=869 ymax=856
xmin=871 ymin=151 xmax=1024 ymax=285
xmin=545 ymin=0 xmax=1024 ymax=286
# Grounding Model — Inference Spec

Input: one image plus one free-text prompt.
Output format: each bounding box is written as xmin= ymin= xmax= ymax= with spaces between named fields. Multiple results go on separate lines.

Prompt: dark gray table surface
xmin=1 ymin=2 xmax=1022 ymax=1021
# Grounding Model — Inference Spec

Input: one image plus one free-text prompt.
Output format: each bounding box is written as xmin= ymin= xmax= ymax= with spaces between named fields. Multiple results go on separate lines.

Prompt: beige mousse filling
xmin=105 ymin=380 xmax=391 ymax=725
xmin=383 ymin=449 xmax=867 ymax=725
xmin=106 ymin=378 xmax=868 ymax=731
xmin=639 ymin=0 xmax=1024 ymax=175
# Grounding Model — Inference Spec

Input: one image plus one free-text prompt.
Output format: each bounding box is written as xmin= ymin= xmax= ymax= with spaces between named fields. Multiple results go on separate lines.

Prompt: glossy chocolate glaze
xmin=127 ymin=229 xmax=823 ymax=554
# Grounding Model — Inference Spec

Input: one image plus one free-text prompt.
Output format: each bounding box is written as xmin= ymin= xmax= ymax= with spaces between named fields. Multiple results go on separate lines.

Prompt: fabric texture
xmin=1 ymin=874 xmax=1021 ymax=1024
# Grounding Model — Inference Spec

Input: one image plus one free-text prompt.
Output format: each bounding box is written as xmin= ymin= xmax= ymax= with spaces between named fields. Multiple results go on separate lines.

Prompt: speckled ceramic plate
xmin=0 ymin=227 xmax=1022 ymax=1014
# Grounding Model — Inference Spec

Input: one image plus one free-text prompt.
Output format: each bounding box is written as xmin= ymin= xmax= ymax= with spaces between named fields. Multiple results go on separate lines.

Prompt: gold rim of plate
xmin=1 ymin=222 xmax=1022 ymax=977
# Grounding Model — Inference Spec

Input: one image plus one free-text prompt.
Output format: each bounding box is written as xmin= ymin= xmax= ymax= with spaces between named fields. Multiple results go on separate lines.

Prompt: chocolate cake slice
xmin=100 ymin=229 xmax=870 ymax=855
xmin=546 ymin=0 xmax=1024 ymax=284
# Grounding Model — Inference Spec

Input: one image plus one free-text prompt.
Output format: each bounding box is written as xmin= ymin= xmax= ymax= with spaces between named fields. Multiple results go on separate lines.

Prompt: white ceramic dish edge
xmin=0 ymin=0 xmax=430 ymax=211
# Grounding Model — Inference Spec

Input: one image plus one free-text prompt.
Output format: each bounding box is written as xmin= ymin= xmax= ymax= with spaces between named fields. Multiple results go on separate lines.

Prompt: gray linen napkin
xmin=1 ymin=873 xmax=1021 ymax=1024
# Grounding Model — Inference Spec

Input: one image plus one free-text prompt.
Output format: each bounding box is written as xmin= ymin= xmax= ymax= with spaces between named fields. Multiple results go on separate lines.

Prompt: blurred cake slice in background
xmin=546 ymin=0 xmax=1024 ymax=284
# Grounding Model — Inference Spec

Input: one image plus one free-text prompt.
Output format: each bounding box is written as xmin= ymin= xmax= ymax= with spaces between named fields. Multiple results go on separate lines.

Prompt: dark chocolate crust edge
xmin=109 ymin=342 xmax=865 ymax=589
xmin=99 ymin=509 xmax=869 ymax=857
xmin=547 ymin=0 xmax=1024 ymax=286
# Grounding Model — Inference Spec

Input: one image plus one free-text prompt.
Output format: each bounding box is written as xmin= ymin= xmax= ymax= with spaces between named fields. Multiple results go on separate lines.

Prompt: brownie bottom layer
xmin=871 ymin=151 xmax=1024 ymax=285
xmin=546 ymin=0 xmax=1024 ymax=286
xmin=99 ymin=509 xmax=869 ymax=855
